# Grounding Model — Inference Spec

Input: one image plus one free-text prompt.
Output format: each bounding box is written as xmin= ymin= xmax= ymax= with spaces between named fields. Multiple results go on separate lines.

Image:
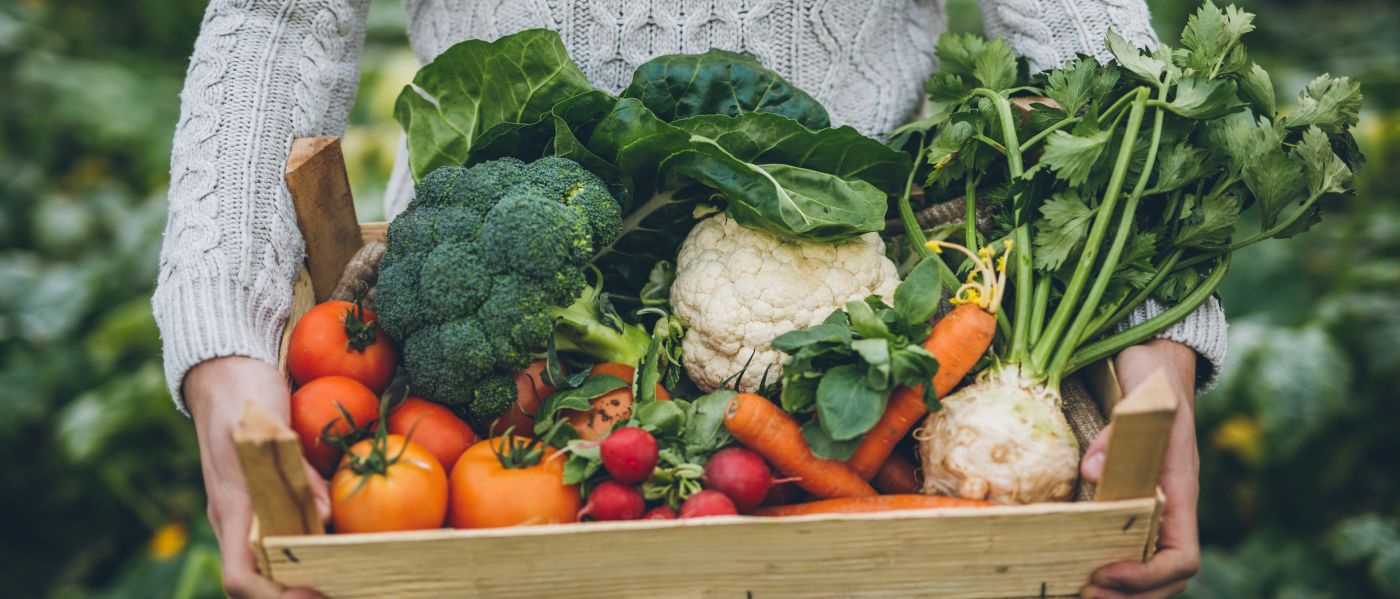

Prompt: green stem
xmin=1085 ymin=247 xmax=1184 ymax=341
xmin=1065 ymin=255 xmax=1230 ymax=375
xmin=970 ymin=88 xmax=1030 ymax=361
xmin=896 ymin=131 xmax=964 ymax=294
xmin=964 ymin=176 xmax=979 ymax=252
xmin=1027 ymin=277 xmax=1050 ymax=347
xmin=1021 ymin=117 xmax=1079 ymax=152
xmin=1029 ymin=87 xmax=1150 ymax=373
xmin=1047 ymin=86 xmax=1167 ymax=384
xmin=972 ymin=134 xmax=1007 ymax=155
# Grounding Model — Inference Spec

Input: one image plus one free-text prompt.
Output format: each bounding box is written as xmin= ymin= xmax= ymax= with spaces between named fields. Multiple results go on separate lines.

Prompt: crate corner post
xmin=1094 ymin=368 xmax=1178 ymax=504
xmin=233 ymin=401 xmax=324 ymax=583
xmin=285 ymin=136 xmax=363 ymax=303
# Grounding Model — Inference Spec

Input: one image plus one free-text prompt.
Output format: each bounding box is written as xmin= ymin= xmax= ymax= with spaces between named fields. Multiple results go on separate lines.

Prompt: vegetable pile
xmin=282 ymin=0 xmax=1363 ymax=534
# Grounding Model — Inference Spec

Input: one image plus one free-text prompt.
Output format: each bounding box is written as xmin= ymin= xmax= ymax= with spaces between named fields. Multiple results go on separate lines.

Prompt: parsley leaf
xmin=1033 ymin=191 xmax=1096 ymax=271
xmin=1243 ymin=148 xmax=1306 ymax=227
xmin=1237 ymin=62 xmax=1276 ymax=116
xmin=1175 ymin=193 xmax=1241 ymax=247
xmin=935 ymin=33 xmax=1017 ymax=90
xmin=1180 ymin=1 xmax=1255 ymax=77
xmin=1045 ymin=56 xmax=1117 ymax=116
xmin=1294 ymin=125 xmax=1353 ymax=197
xmin=1166 ymin=76 xmax=1241 ymax=119
xmin=1106 ymin=30 xmax=1166 ymax=84
xmin=1041 ymin=128 xmax=1110 ymax=186
xmin=1285 ymin=74 xmax=1362 ymax=135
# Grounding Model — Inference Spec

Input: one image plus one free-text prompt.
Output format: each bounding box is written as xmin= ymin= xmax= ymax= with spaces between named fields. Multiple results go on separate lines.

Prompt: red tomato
xmin=332 ymin=435 xmax=448 ymax=533
xmin=388 ymin=398 xmax=477 ymax=471
xmin=288 ymin=300 xmax=398 ymax=394
xmin=291 ymin=376 xmax=380 ymax=478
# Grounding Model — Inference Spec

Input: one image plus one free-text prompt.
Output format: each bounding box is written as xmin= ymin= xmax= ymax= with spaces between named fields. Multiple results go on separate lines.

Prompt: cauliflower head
xmin=671 ymin=214 xmax=900 ymax=392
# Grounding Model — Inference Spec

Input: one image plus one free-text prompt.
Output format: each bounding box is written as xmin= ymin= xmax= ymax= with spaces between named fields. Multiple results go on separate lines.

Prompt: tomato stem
xmin=342 ymin=281 xmax=378 ymax=353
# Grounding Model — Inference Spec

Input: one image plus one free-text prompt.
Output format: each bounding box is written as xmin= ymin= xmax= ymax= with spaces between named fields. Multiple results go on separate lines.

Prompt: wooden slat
xmin=286 ymin=136 xmax=362 ymax=302
xmin=360 ymin=221 xmax=388 ymax=244
xmin=235 ymin=402 xmax=324 ymax=541
xmin=1094 ymin=369 xmax=1178 ymax=502
xmin=262 ymin=498 xmax=1158 ymax=599
xmin=1084 ymin=359 xmax=1124 ymax=414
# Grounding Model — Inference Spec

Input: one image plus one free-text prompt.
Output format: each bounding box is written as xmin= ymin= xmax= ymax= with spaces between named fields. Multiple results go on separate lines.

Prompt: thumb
xmin=303 ymin=460 xmax=332 ymax=525
xmin=1080 ymin=424 xmax=1111 ymax=484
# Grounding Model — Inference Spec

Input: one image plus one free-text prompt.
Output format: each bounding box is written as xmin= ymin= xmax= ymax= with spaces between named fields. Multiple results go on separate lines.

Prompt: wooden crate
xmin=234 ymin=137 xmax=1178 ymax=598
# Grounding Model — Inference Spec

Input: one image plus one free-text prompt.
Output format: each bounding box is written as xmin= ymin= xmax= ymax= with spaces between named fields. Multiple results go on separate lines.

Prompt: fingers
xmin=303 ymin=459 xmax=332 ymax=524
xmin=1091 ymin=546 xmax=1199 ymax=593
xmin=1081 ymin=579 xmax=1188 ymax=599
xmin=216 ymin=505 xmax=286 ymax=599
xmin=1080 ymin=424 xmax=1111 ymax=484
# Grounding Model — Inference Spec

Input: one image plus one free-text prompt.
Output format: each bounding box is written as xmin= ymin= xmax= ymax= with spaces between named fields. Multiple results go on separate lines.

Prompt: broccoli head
xmin=377 ymin=156 xmax=650 ymax=429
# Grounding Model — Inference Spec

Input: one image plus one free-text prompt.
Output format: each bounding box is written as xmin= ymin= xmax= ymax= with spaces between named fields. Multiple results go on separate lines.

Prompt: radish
xmin=577 ymin=480 xmax=645 ymax=521
xmin=680 ymin=490 xmax=738 ymax=518
xmin=701 ymin=447 xmax=784 ymax=513
xmin=642 ymin=506 xmax=677 ymax=520
xmin=600 ymin=427 xmax=659 ymax=485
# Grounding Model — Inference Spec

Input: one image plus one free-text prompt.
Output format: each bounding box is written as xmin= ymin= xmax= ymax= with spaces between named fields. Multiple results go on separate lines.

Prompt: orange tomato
xmin=291 ymin=376 xmax=380 ymax=478
xmin=565 ymin=363 xmax=671 ymax=440
xmin=388 ymin=398 xmax=477 ymax=471
xmin=449 ymin=436 xmax=579 ymax=529
xmin=331 ymin=435 xmax=448 ymax=533
xmin=288 ymin=300 xmax=398 ymax=394
xmin=493 ymin=360 xmax=558 ymax=438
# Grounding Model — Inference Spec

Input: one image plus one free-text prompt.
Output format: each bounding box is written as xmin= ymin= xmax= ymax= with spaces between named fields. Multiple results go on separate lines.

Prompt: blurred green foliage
xmin=0 ymin=0 xmax=1394 ymax=597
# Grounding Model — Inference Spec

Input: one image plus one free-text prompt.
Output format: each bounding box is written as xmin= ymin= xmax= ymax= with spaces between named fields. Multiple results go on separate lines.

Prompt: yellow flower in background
xmin=148 ymin=521 xmax=189 ymax=561
xmin=1211 ymin=415 xmax=1264 ymax=466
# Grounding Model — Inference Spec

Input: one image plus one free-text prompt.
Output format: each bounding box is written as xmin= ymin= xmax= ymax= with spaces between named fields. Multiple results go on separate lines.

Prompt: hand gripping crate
xmin=233 ymin=137 xmax=1177 ymax=599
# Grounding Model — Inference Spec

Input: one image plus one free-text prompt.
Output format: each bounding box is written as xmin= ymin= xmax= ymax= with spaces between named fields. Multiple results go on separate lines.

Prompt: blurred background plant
xmin=0 ymin=0 xmax=1393 ymax=597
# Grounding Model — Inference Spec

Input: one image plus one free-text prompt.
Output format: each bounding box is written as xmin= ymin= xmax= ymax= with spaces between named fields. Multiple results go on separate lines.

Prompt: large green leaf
xmin=622 ymin=49 xmax=830 ymax=129
xmin=394 ymin=29 xmax=594 ymax=179
xmin=814 ymin=364 xmax=887 ymax=440
xmin=670 ymin=112 xmax=912 ymax=195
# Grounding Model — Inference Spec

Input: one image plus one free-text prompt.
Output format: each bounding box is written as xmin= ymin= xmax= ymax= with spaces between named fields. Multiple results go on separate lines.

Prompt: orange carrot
xmin=870 ymin=453 xmax=921 ymax=495
xmin=846 ymin=302 xmax=997 ymax=479
xmin=753 ymin=494 xmax=992 ymax=517
xmin=723 ymin=393 xmax=876 ymax=499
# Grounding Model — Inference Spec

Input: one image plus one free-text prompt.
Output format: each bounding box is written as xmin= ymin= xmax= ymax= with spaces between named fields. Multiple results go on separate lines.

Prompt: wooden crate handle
xmin=234 ymin=402 xmax=324 ymax=537
xmin=286 ymin=136 xmax=363 ymax=303
xmin=1094 ymin=369 xmax=1178 ymax=502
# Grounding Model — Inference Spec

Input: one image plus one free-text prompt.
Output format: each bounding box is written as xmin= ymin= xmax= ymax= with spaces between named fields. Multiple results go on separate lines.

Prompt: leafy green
xmin=801 ymin=420 xmax=862 ymax=461
xmin=907 ymin=1 xmax=1363 ymax=384
xmin=395 ymin=29 xmax=593 ymax=179
xmin=622 ymin=49 xmax=830 ymax=129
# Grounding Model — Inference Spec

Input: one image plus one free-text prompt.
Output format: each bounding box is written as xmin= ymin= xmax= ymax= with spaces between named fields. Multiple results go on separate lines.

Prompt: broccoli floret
xmin=523 ymin=156 xmax=623 ymax=248
xmin=452 ymin=374 xmax=518 ymax=431
xmin=377 ymin=156 xmax=648 ymax=428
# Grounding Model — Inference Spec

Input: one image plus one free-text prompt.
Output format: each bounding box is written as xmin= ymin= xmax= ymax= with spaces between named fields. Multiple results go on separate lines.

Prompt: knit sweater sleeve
xmin=975 ymin=0 xmax=1228 ymax=393
xmin=153 ymin=0 xmax=371 ymax=413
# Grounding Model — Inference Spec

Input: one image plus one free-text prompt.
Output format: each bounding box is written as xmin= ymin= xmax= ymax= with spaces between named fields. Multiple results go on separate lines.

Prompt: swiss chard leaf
xmin=670 ymin=112 xmax=913 ymax=195
xmin=622 ymin=49 xmax=830 ymax=129
xmin=395 ymin=29 xmax=593 ymax=179
xmin=662 ymin=141 xmax=888 ymax=242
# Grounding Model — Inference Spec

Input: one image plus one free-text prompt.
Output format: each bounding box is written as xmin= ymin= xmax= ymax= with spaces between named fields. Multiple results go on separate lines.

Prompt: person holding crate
xmin=156 ymin=1 xmax=1226 ymax=597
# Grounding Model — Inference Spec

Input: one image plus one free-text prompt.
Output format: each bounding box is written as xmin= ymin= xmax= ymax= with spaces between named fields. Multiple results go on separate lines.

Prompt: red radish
xmin=577 ymin=481 xmax=645 ymax=522
xmin=702 ymin=447 xmax=784 ymax=513
xmin=680 ymin=490 xmax=738 ymax=518
xmin=642 ymin=506 xmax=677 ymax=520
xmin=600 ymin=427 xmax=659 ymax=485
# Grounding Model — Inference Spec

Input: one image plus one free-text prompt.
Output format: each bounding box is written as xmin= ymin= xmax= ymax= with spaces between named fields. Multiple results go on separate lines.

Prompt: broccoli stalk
xmin=551 ymin=282 xmax=652 ymax=367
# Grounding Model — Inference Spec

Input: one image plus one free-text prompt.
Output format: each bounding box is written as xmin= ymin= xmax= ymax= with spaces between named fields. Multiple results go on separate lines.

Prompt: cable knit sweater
xmin=154 ymin=0 xmax=1227 ymax=411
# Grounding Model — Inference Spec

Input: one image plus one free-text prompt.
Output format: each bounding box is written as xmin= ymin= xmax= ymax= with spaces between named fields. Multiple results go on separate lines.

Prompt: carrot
xmin=870 ymin=453 xmax=921 ymax=494
xmin=846 ymin=302 xmax=997 ymax=479
xmin=723 ymin=393 xmax=876 ymax=499
xmin=753 ymin=494 xmax=992 ymax=517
